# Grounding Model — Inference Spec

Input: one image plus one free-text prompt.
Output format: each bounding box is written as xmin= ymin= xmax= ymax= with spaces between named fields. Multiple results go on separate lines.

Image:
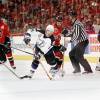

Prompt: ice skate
xmin=82 ymin=70 xmax=93 ymax=74
xmin=73 ymin=70 xmax=81 ymax=74
xmin=11 ymin=65 xmax=16 ymax=70
xmin=0 ymin=61 xmax=6 ymax=64
xmin=49 ymin=67 xmax=59 ymax=77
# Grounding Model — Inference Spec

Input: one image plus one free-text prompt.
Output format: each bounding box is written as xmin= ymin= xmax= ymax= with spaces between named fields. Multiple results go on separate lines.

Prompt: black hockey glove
xmin=23 ymin=33 xmax=31 ymax=45
xmin=24 ymin=38 xmax=31 ymax=45
xmin=5 ymin=41 xmax=11 ymax=48
xmin=62 ymin=28 xmax=68 ymax=37
xmin=53 ymin=45 xmax=61 ymax=51
xmin=4 ymin=37 xmax=11 ymax=47
xmin=59 ymin=45 xmax=66 ymax=52
xmin=4 ymin=37 xmax=11 ymax=53
xmin=34 ymin=52 xmax=41 ymax=60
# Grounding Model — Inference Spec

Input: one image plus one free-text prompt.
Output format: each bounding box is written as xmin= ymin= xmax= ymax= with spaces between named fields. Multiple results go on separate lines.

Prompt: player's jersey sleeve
xmin=53 ymin=27 xmax=61 ymax=46
xmin=0 ymin=22 xmax=11 ymax=43
xmin=4 ymin=24 xmax=11 ymax=37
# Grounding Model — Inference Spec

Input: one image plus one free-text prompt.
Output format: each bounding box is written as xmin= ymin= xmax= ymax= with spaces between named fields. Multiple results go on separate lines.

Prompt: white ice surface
xmin=0 ymin=60 xmax=100 ymax=100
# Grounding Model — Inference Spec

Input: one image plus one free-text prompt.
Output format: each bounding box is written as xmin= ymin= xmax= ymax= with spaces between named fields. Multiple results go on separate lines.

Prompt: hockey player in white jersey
xmin=23 ymin=25 xmax=62 ymax=77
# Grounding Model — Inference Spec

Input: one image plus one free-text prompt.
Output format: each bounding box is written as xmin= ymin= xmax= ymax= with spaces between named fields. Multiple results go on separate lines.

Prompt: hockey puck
xmin=20 ymin=75 xmax=32 ymax=79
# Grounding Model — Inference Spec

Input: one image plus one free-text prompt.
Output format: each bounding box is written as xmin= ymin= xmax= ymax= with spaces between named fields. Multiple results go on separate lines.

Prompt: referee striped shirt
xmin=66 ymin=19 xmax=88 ymax=43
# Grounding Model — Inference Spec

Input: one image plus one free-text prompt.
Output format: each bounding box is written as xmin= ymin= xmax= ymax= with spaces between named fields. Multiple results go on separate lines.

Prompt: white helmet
xmin=46 ymin=25 xmax=54 ymax=33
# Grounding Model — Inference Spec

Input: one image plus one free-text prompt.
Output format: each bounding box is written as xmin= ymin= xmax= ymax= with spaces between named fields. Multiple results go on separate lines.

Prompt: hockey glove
xmin=62 ymin=28 xmax=68 ymax=37
xmin=53 ymin=45 xmax=60 ymax=51
xmin=24 ymin=38 xmax=31 ymax=45
xmin=34 ymin=52 xmax=42 ymax=60
xmin=23 ymin=33 xmax=31 ymax=45
xmin=4 ymin=37 xmax=11 ymax=47
xmin=4 ymin=37 xmax=11 ymax=53
xmin=59 ymin=45 xmax=66 ymax=52
xmin=5 ymin=41 xmax=11 ymax=48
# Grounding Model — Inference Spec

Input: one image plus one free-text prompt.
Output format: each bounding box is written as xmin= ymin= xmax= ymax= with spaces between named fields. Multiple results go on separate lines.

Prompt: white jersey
xmin=36 ymin=33 xmax=52 ymax=54
xmin=26 ymin=28 xmax=52 ymax=54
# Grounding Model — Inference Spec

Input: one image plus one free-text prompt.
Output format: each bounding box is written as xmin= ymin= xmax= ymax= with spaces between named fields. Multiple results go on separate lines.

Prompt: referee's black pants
xmin=69 ymin=40 xmax=92 ymax=72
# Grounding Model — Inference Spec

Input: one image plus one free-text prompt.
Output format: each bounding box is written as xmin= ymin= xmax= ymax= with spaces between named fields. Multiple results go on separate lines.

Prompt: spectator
xmin=85 ymin=19 xmax=95 ymax=34
xmin=0 ymin=0 xmax=99 ymax=34
xmin=93 ymin=16 xmax=100 ymax=34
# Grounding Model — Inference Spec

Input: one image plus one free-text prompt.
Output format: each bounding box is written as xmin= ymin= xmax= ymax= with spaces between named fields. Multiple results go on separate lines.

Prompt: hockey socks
xmin=6 ymin=52 xmax=16 ymax=69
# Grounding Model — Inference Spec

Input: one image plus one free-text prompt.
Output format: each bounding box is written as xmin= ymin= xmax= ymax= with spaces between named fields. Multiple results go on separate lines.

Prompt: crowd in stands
xmin=0 ymin=0 xmax=100 ymax=34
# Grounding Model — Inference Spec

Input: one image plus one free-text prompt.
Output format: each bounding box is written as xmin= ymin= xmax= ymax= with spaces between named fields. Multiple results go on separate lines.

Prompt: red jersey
xmin=0 ymin=21 xmax=10 ymax=44
xmin=53 ymin=23 xmax=63 ymax=46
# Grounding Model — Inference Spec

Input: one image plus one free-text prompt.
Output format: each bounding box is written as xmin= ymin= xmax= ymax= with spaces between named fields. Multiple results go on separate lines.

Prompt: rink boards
xmin=11 ymin=34 xmax=100 ymax=63
xmin=13 ymin=55 xmax=99 ymax=63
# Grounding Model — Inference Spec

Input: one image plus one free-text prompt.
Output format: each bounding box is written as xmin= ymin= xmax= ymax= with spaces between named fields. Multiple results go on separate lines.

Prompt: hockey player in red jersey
xmin=49 ymin=16 xmax=66 ymax=74
xmin=0 ymin=17 xmax=16 ymax=69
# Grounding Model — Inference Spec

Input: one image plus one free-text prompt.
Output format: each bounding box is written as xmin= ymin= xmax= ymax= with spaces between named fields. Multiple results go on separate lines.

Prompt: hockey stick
xmin=0 ymin=43 xmax=34 ymax=55
xmin=0 ymin=62 xmax=32 ymax=79
xmin=39 ymin=61 xmax=52 ymax=80
xmin=61 ymin=37 xmax=68 ymax=77
xmin=0 ymin=44 xmax=32 ymax=79
xmin=20 ymin=60 xmax=52 ymax=80
xmin=11 ymin=46 xmax=52 ymax=80
xmin=0 ymin=43 xmax=52 ymax=80
xmin=24 ymin=44 xmax=53 ymax=80
xmin=11 ymin=46 xmax=34 ymax=55
xmin=0 ymin=61 xmax=22 ymax=79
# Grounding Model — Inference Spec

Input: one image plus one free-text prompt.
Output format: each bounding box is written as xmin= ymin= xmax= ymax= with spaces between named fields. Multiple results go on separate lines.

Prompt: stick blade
xmin=20 ymin=75 xmax=32 ymax=79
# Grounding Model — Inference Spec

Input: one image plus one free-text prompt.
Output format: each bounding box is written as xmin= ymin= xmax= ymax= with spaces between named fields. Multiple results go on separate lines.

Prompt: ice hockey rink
xmin=0 ymin=59 xmax=100 ymax=100
xmin=0 ymin=34 xmax=100 ymax=100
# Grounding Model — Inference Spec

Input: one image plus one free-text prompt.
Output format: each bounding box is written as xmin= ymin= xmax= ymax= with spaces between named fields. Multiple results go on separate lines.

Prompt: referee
xmin=62 ymin=11 xmax=93 ymax=74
